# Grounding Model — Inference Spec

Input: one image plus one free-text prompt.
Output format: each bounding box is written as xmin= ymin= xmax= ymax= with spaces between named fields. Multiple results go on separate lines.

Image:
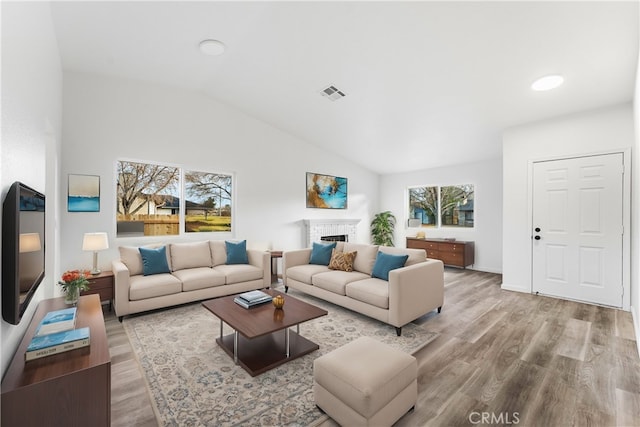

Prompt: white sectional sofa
xmin=113 ymin=240 xmax=270 ymax=321
xmin=283 ymin=242 xmax=444 ymax=335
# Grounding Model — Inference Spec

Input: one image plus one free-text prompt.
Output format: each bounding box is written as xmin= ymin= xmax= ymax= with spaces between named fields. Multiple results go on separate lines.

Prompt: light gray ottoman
xmin=313 ymin=336 xmax=418 ymax=426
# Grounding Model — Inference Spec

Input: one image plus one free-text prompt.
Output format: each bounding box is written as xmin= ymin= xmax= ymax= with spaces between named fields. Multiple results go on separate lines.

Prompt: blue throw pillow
xmin=139 ymin=246 xmax=170 ymax=276
xmin=309 ymin=242 xmax=337 ymax=266
xmin=226 ymin=240 xmax=249 ymax=264
xmin=371 ymin=251 xmax=409 ymax=281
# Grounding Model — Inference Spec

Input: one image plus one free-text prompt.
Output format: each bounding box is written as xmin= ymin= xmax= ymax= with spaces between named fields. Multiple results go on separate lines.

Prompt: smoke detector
xmin=320 ymin=85 xmax=346 ymax=101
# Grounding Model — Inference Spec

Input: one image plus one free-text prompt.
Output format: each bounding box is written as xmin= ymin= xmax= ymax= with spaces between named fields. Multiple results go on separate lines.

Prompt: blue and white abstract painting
xmin=306 ymin=172 xmax=347 ymax=209
xmin=68 ymin=174 xmax=100 ymax=212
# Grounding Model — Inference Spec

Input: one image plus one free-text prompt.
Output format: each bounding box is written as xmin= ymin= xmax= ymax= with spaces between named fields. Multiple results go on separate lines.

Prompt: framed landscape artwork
xmin=68 ymin=174 xmax=100 ymax=212
xmin=306 ymin=172 xmax=348 ymax=209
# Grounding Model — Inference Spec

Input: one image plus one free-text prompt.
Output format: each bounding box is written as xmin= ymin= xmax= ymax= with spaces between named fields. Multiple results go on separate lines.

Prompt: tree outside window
xmin=408 ymin=184 xmax=474 ymax=228
xmin=184 ymin=171 xmax=232 ymax=232
xmin=409 ymin=186 xmax=438 ymax=227
xmin=117 ymin=160 xmax=180 ymax=237
xmin=440 ymin=185 xmax=474 ymax=227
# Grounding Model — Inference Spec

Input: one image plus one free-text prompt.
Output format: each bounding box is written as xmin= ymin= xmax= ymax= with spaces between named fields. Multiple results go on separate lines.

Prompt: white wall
xmin=379 ymin=157 xmax=503 ymax=274
xmin=60 ymin=72 xmax=380 ymax=272
xmin=632 ymin=8 xmax=640 ymax=351
xmin=1 ymin=2 xmax=63 ymax=376
xmin=502 ymin=104 xmax=634 ymax=306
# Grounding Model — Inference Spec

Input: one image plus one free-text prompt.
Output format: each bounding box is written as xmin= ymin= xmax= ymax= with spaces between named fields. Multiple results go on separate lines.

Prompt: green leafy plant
xmin=370 ymin=211 xmax=396 ymax=246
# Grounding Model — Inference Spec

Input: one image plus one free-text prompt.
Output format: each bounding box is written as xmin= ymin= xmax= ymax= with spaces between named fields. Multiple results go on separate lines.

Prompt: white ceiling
xmin=50 ymin=1 xmax=638 ymax=174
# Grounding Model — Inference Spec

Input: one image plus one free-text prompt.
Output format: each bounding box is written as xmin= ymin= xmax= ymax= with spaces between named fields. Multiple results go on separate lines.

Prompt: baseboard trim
xmin=500 ymin=283 xmax=529 ymax=294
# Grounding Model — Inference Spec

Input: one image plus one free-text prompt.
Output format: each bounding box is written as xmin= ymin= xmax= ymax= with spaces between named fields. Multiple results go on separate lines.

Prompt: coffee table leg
xmin=285 ymin=328 xmax=290 ymax=358
xmin=234 ymin=330 xmax=239 ymax=364
xmin=219 ymin=319 xmax=223 ymax=340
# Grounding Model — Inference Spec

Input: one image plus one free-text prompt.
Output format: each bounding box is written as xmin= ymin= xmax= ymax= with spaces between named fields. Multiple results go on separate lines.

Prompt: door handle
xmin=534 ymin=236 xmax=541 ymax=240
xmin=535 ymin=227 xmax=541 ymax=232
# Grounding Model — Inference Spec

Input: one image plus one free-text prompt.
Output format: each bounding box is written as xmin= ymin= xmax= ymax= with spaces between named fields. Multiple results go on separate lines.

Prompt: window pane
xmin=185 ymin=171 xmax=232 ymax=233
xmin=116 ymin=160 xmax=180 ymax=237
xmin=440 ymin=184 xmax=474 ymax=227
xmin=409 ymin=186 xmax=438 ymax=227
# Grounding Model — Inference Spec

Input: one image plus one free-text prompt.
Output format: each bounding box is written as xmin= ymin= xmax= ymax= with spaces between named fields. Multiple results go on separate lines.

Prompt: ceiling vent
xmin=320 ymin=85 xmax=346 ymax=101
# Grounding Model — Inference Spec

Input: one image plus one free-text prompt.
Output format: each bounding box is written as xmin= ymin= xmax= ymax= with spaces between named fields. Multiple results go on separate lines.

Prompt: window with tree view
xmin=185 ymin=171 xmax=232 ymax=233
xmin=409 ymin=186 xmax=438 ymax=227
xmin=116 ymin=160 xmax=233 ymax=237
xmin=408 ymin=184 xmax=474 ymax=228
xmin=117 ymin=161 xmax=180 ymax=237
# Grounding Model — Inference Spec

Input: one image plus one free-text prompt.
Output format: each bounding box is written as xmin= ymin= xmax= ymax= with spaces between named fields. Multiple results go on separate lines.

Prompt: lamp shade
xmin=19 ymin=233 xmax=42 ymax=253
xmin=82 ymin=232 xmax=109 ymax=251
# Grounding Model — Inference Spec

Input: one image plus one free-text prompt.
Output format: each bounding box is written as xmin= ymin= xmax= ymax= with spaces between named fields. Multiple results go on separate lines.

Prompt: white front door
xmin=532 ymin=153 xmax=624 ymax=307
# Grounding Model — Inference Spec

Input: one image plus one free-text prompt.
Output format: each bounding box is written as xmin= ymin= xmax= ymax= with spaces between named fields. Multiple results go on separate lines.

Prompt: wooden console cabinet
xmin=407 ymin=237 xmax=475 ymax=268
xmin=1 ymin=294 xmax=111 ymax=427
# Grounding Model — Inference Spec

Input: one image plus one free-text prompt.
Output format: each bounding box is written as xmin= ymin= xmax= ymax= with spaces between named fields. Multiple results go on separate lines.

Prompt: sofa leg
xmin=395 ymin=327 xmax=402 ymax=336
xmin=118 ymin=316 xmax=123 ymax=322
xmin=437 ymin=306 xmax=442 ymax=313
xmin=284 ymin=286 xmax=289 ymax=293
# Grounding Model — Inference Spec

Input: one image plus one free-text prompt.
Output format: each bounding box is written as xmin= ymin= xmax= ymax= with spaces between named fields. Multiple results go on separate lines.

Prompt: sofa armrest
xmin=388 ymin=259 xmax=444 ymax=327
xmin=282 ymin=249 xmax=312 ymax=286
xmin=112 ymin=260 xmax=131 ymax=318
xmin=247 ymin=249 xmax=271 ymax=286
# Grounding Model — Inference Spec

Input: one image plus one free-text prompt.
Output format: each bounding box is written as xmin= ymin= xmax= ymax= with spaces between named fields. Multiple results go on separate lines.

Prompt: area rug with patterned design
xmin=123 ymin=290 xmax=439 ymax=426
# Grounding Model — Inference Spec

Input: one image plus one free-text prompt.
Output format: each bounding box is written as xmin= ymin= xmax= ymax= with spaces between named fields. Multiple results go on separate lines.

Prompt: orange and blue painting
xmin=306 ymin=172 xmax=347 ymax=209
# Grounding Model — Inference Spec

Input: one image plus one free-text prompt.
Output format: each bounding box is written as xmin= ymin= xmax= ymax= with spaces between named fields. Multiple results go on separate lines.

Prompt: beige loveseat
xmin=283 ymin=242 xmax=444 ymax=335
xmin=113 ymin=240 xmax=270 ymax=321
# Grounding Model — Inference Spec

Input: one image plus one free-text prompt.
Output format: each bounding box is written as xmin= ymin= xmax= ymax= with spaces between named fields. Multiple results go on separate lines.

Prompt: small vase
xmin=64 ymin=287 xmax=80 ymax=305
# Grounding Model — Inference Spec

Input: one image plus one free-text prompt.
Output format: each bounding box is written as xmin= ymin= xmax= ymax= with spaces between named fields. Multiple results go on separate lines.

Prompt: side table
xmin=82 ymin=270 xmax=114 ymax=311
xmin=270 ymin=251 xmax=283 ymax=284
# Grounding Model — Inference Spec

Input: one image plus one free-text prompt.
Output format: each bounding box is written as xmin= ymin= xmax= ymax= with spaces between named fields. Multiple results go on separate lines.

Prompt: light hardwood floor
xmin=106 ymin=269 xmax=640 ymax=426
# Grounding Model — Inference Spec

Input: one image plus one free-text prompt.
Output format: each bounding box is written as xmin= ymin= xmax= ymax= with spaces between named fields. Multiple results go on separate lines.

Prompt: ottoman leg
xmin=395 ymin=327 xmax=402 ymax=336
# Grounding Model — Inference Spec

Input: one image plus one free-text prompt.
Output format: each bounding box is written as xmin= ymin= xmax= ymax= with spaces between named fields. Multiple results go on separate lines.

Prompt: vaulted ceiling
xmin=50 ymin=1 xmax=638 ymax=174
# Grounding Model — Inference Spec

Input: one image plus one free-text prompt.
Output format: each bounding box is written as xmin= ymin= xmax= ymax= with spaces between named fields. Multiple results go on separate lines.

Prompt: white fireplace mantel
xmin=303 ymin=219 xmax=361 ymax=246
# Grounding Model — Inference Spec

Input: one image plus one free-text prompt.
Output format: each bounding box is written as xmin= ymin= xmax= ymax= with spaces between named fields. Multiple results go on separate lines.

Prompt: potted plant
xmin=370 ymin=211 xmax=397 ymax=246
xmin=58 ymin=270 xmax=91 ymax=305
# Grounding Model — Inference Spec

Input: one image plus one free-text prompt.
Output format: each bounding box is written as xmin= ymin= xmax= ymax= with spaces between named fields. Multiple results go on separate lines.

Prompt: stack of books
xmin=34 ymin=307 xmax=77 ymax=336
xmin=25 ymin=307 xmax=91 ymax=361
xmin=234 ymin=290 xmax=272 ymax=309
xmin=26 ymin=327 xmax=91 ymax=361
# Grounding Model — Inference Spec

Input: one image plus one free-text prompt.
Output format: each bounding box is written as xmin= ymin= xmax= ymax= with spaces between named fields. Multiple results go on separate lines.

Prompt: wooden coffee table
xmin=202 ymin=289 xmax=328 ymax=376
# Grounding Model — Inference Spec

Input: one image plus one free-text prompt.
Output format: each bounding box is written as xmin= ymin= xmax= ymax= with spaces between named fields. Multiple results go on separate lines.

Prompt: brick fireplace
xmin=303 ymin=219 xmax=360 ymax=247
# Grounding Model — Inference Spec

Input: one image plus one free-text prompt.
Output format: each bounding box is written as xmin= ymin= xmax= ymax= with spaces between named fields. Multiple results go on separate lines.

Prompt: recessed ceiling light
xmin=531 ymin=75 xmax=564 ymax=91
xmin=199 ymin=39 xmax=225 ymax=56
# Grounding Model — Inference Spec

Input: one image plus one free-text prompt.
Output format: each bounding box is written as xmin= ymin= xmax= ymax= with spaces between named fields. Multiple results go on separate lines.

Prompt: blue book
xmin=26 ymin=327 xmax=90 ymax=361
xmin=34 ymin=307 xmax=77 ymax=337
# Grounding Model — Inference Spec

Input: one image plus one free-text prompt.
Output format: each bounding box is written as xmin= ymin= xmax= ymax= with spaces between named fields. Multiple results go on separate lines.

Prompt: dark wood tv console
xmin=406 ymin=237 xmax=475 ymax=268
xmin=1 ymin=294 xmax=110 ymax=426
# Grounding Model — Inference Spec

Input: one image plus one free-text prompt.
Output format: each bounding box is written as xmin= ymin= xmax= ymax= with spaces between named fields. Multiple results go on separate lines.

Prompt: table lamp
xmin=83 ymin=232 xmax=109 ymax=275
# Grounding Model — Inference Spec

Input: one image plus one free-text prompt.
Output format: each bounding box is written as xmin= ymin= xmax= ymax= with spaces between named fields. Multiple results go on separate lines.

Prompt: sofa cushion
xmin=346 ymin=278 xmax=390 ymax=309
xmin=170 ymin=241 xmax=212 ymax=270
xmin=172 ymin=267 xmax=226 ymax=291
xmin=225 ymin=240 xmax=249 ymax=264
xmin=312 ymin=271 xmax=371 ymax=296
xmin=328 ymin=249 xmax=357 ymax=272
xmin=214 ymin=264 xmax=263 ymax=284
xmin=286 ymin=264 xmax=330 ymax=284
xmin=379 ymin=246 xmax=426 ymax=266
xmin=120 ymin=243 xmax=170 ymax=276
xmin=209 ymin=240 xmax=227 ymax=267
xmin=309 ymin=242 xmax=337 ymax=266
xmin=139 ymin=246 xmax=171 ymax=276
xmin=129 ymin=273 xmax=182 ymax=301
xmin=343 ymin=243 xmax=379 ymax=275
xmin=371 ymin=252 xmax=408 ymax=281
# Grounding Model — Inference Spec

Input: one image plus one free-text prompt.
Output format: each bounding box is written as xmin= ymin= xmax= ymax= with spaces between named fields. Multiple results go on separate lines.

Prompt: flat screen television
xmin=2 ymin=181 xmax=45 ymax=325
